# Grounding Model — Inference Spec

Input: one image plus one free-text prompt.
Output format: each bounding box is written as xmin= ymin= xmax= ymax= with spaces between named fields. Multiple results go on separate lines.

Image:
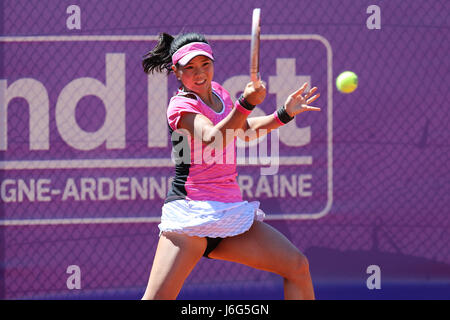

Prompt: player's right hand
xmin=243 ymin=80 xmax=266 ymax=106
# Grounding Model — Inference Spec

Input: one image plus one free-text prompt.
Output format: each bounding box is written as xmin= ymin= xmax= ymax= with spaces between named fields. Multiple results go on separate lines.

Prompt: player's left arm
xmin=238 ymin=82 xmax=321 ymax=141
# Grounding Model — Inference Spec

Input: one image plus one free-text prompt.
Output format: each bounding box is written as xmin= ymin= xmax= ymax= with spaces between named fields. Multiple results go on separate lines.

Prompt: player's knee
xmin=285 ymin=252 xmax=311 ymax=280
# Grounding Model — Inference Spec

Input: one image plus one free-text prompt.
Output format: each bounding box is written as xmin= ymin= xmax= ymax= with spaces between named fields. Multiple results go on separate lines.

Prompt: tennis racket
xmin=250 ymin=8 xmax=261 ymax=89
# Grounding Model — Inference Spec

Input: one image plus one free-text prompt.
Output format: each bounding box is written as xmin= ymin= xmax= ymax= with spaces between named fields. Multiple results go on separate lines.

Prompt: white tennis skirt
xmin=158 ymin=200 xmax=265 ymax=238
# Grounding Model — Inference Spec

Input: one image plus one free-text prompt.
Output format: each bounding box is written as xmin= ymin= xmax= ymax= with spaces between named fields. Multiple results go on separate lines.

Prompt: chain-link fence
xmin=1 ymin=0 xmax=449 ymax=299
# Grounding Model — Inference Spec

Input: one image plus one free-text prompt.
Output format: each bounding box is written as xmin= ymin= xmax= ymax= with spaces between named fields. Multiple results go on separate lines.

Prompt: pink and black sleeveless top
xmin=165 ymin=81 xmax=243 ymax=203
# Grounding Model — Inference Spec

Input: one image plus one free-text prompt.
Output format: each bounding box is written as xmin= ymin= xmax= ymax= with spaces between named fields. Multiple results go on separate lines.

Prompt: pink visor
xmin=172 ymin=42 xmax=214 ymax=66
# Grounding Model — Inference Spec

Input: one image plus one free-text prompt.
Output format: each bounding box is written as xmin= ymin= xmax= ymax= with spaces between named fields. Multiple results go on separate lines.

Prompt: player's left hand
xmin=284 ymin=82 xmax=321 ymax=117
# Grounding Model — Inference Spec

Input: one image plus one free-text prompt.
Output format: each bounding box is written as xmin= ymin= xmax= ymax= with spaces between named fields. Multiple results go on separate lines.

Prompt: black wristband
xmin=238 ymin=95 xmax=256 ymax=111
xmin=276 ymin=106 xmax=295 ymax=124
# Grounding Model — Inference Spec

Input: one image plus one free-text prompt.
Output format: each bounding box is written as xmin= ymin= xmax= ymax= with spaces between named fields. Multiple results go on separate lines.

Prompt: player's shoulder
xmin=169 ymin=90 xmax=198 ymax=106
xmin=168 ymin=90 xmax=202 ymax=116
xmin=211 ymin=81 xmax=225 ymax=95
xmin=171 ymin=87 xmax=198 ymax=101
xmin=211 ymin=81 xmax=232 ymax=102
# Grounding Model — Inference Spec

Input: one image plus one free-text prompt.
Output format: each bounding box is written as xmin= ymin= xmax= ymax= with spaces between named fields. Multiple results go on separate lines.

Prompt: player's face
xmin=174 ymin=55 xmax=214 ymax=95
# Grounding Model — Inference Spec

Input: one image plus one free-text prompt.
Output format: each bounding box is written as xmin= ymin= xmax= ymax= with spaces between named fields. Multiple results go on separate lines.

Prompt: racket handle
xmin=252 ymin=73 xmax=261 ymax=89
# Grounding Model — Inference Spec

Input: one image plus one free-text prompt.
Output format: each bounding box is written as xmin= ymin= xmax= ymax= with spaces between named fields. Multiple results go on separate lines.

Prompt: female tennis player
xmin=141 ymin=32 xmax=320 ymax=300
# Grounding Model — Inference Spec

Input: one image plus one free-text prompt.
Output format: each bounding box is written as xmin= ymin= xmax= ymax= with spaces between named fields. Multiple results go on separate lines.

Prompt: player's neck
xmin=182 ymin=85 xmax=219 ymax=112
xmin=192 ymin=86 xmax=213 ymax=108
xmin=199 ymin=91 xmax=213 ymax=106
xmin=200 ymin=90 xmax=222 ymax=113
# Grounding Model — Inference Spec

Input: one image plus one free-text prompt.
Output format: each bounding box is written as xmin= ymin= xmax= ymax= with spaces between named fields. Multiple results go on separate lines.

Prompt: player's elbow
xmin=202 ymin=128 xmax=220 ymax=145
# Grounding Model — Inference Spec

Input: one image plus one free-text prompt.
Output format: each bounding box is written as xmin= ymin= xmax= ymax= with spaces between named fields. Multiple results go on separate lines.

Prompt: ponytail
xmin=142 ymin=32 xmax=174 ymax=74
xmin=142 ymin=32 xmax=209 ymax=74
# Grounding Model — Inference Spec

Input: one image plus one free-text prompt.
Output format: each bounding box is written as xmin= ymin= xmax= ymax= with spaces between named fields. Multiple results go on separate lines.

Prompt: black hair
xmin=142 ymin=32 xmax=209 ymax=74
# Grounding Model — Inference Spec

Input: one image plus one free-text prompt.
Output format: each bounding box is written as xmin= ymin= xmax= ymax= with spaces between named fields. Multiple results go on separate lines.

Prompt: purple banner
xmin=1 ymin=36 xmax=331 ymax=221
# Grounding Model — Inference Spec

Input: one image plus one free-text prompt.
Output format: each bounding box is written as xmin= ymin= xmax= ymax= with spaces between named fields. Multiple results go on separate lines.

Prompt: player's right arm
xmin=177 ymin=82 xmax=266 ymax=151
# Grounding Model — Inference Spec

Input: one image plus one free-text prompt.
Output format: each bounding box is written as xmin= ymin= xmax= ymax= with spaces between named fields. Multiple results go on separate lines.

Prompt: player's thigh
xmin=208 ymin=220 xmax=307 ymax=277
xmin=144 ymin=232 xmax=206 ymax=299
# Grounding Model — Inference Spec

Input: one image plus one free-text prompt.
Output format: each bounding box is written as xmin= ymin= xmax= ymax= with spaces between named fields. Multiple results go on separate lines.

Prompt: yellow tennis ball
xmin=336 ymin=71 xmax=358 ymax=93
